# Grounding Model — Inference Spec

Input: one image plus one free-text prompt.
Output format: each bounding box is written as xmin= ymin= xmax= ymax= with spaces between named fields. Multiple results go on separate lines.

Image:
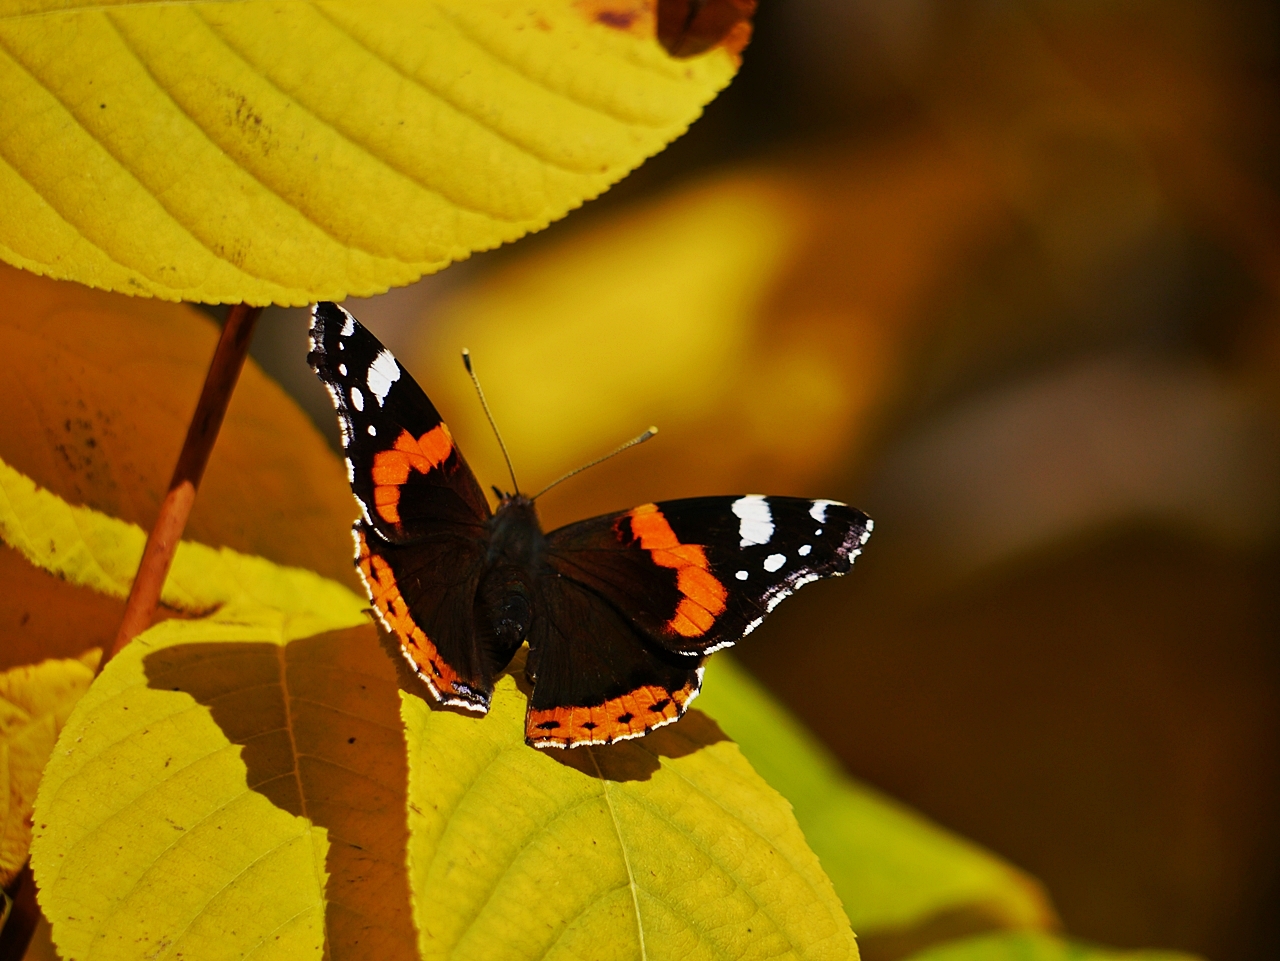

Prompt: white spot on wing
xmin=350 ymin=386 xmax=364 ymax=411
xmin=798 ymin=544 xmax=811 ymax=556
xmin=367 ymin=424 xmax=377 ymax=436
xmin=340 ymin=309 xmax=355 ymax=337
xmin=735 ymin=570 xmax=748 ymax=581
xmin=764 ymin=553 xmax=786 ymax=572
xmin=337 ymin=363 xmax=347 ymax=376
xmin=810 ymin=499 xmax=841 ymax=523
xmin=367 ymin=348 xmax=400 ymax=406
xmin=732 ymin=495 xmax=774 ymax=547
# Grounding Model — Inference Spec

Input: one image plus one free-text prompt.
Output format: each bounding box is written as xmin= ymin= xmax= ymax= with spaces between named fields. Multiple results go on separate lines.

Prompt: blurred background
xmin=221 ymin=2 xmax=1280 ymax=959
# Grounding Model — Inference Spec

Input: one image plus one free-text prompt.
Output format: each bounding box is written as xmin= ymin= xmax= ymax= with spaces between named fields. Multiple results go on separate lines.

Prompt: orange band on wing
xmin=526 ymin=677 xmax=701 ymax=748
xmin=370 ymin=424 xmax=453 ymax=524
xmin=627 ymin=503 xmax=727 ymax=637
xmin=355 ymin=528 xmax=462 ymax=697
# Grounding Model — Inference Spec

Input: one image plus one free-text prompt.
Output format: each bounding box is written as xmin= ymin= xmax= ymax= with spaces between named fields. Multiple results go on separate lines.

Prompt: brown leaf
xmin=1 ymin=267 xmax=356 ymax=572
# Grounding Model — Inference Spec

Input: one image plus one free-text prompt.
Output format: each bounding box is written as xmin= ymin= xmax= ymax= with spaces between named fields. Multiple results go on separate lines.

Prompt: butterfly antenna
xmin=461 ymin=349 xmax=519 ymax=495
xmin=531 ymin=426 xmax=659 ymax=501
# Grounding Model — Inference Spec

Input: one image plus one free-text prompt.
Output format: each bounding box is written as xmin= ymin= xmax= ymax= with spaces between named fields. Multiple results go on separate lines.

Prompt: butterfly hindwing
xmin=524 ymin=569 xmax=703 ymax=749
xmin=545 ymin=495 xmax=872 ymax=656
xmin=311 ymin=303 xmax=497 ymax=711
xmin=308 ymin=302 xmax=490 ymax=543
xmin=354 ymin=527 xmax=497 ymax=711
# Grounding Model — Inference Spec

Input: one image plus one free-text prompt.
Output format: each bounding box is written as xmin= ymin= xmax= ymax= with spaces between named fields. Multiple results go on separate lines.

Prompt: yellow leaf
xmin=0 ymin=650 xmax=99 ymax=886
xmin=0 ymin=1 xmax=746 ymax=305
xmin=402 ymin=651 xmax=856 ymax=961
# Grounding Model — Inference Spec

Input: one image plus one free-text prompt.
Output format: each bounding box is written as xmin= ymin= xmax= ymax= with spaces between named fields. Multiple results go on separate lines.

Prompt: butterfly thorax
xmin=474 ymin=495 xmax=546 ymax=665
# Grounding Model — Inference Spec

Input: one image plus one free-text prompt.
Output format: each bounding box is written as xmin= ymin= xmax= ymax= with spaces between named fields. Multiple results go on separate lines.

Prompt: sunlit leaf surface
xmin=0 ymin=454 xmax=363 ymax=636
xmin=0 ymin=1 xmax=746 ymax=304
xmin=403 ymin=653 xmax=856 ymax=961
xmin=0 ymin=650 xmax=98 ymax=886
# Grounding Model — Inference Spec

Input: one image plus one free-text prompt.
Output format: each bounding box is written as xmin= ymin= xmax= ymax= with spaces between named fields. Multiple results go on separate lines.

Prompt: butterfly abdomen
xmin=472 ymin=495 xmax=547 ymax=669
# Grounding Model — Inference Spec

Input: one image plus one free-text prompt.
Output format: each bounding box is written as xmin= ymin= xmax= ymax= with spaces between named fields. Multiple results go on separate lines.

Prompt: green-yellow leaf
xmin=0 ymin=1 xmax=747 ymax=305
xmin=900 ymin=931 xmax=1200 ymax=961
xmin=697 ymin=657 xmax=1055 ymax=944
xmin=0 ymin=650 xmax=99 ymax=886
xmin=402 ymin=651 xmax=856 ymax=961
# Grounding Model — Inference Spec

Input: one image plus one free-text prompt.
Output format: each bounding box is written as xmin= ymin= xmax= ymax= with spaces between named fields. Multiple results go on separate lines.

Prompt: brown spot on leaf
xmin=657 ymin=0 xmax=755 ymax=60
xmin=576 ymin=0 xmax=651 ymax=38
xmin=597 ymin=9 xmax=637 ymax=29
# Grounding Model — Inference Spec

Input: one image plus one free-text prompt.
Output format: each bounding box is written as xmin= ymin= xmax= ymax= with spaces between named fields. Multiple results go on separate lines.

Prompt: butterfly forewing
xmin=310 ymin=303 xmax=496 ymax=712
xmin=308 ymin=302 xmax=490 ymax=543
xmin=545 ymin=495 xmax=872 ymax=656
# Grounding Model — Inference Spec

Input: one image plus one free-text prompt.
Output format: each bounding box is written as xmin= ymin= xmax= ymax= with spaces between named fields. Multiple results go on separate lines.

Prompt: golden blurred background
xmin=228 ymin=3 xmax=1280 ymax=958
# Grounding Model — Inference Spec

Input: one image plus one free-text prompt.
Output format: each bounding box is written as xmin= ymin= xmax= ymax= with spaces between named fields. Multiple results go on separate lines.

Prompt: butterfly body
xmin=475 ymin=493 xmax=541 ymax=657
xmin=310 ymin=302 xmax=872 ymax=749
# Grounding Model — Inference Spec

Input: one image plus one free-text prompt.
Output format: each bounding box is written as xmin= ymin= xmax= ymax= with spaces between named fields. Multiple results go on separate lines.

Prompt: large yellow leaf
xmin=402 ymin=653 xmax=856 ymax=961
xmin=33 ymin=622 xmax=407 ymax=961
xmin=0 ymin=650 xmax=99 ymax=886
xmin=0 ymin=1 xmax=747 ymax=305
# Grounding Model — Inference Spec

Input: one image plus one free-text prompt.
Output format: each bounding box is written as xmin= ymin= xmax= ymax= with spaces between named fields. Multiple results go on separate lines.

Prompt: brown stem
xmin=0 ymin=862 xmax=39 ymax=961
xmin=104 ymin=303 xmax=263 ymax=668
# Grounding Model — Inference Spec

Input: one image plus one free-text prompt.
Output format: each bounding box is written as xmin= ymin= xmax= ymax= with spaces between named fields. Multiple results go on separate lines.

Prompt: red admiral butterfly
xmin=309 ymin=302 xmax=872 ymax=749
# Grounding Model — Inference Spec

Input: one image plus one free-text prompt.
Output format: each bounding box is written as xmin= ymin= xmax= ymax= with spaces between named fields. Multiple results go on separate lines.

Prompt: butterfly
xmin=308 ymin=302 xmax=872 ymax=749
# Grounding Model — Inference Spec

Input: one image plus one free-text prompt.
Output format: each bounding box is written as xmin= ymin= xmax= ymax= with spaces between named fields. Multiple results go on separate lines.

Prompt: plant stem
xmin=104 ymin=303 xmax=262 ymax=668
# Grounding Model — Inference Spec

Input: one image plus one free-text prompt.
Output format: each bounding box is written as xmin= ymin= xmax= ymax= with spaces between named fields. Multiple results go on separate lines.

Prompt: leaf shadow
xmin=142 ymin=626 xmax=417 ymax=961
xmin=549 ymin=708 xmax=733 ymax=783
